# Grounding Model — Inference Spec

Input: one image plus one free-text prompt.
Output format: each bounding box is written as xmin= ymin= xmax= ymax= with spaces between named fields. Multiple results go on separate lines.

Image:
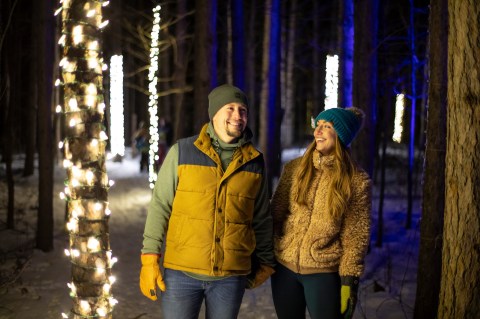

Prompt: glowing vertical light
xmin=109 ymin=54 xmax=125 ymax=157
xmin=393 ymin=93 xmax=405 ymax=143
xmin=56 ymin=0 xmax=118 ymax=317
xmin=148 ymin=5 xmax=161 ymax=189
xmin=324 ymin=54 xmax=339 ymax=110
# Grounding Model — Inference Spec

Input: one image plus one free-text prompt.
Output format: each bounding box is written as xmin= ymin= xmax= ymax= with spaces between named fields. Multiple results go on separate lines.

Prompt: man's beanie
xmin=314 ymin=107 xmax=365 ymax=146
xmin=208 ymin=84 xmax=249 ymax=120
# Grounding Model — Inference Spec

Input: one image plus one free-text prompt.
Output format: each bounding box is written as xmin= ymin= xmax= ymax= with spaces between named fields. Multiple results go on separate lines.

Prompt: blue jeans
xmin=161 ymin=268 xmax=247 ymax=319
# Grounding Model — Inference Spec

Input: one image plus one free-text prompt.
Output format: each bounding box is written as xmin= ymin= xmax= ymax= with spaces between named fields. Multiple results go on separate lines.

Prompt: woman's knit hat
xmin=314 ymin=107 xmax=365 ymax=146
xmin=208 ymin=84 xmax=249 ymax=120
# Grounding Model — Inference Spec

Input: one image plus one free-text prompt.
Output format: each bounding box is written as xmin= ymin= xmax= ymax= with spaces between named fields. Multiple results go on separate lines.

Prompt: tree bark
xmin=439 ymin=1 xmax=480 ymax=317
xmin=351 ymin=0 xmax=378 ymax=177
xmin=231 ymin=0 xmax=245 ymax=90
xmin=35 ymin=0 xmax=55 ymax=252
xmin=259 ymin=0 xmax=281 ymax=192
xmin=60 ymin=0 xmax=115 ymax=316
xmin=193 ymin=0 xmax=216 ymax=132
xmin=413 ymin=0 xmax=447 ymax=316
xmin=24 ymin=17 xmax=37 ymax=177
xmin=339 ymin=0 xmax=354 ymax=108
xmin=280 ymin=0 xmax=296 ymax=148
xmin=173 ymin=0 xmax=189 ymax=141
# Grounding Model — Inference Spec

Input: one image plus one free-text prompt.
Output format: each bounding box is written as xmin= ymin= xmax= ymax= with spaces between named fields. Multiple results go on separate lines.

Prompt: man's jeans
xmin=161 ymin=268 xmax=247 ymax=319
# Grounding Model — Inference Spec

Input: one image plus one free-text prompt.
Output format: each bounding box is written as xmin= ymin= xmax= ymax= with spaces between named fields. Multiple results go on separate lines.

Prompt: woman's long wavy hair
xmin=293 ymin=136 xmax=357 ymax=220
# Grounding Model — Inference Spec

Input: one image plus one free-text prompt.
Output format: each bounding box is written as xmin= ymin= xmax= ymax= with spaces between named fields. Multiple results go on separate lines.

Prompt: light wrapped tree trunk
xmin=59 ymin=0 xmax=117 ymax=318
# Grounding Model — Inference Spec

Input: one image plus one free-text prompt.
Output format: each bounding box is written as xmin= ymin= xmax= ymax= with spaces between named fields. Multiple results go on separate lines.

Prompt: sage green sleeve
xmin=141 ymin=144 xmax=179 ymax=254
xmin=252 ymin=172 xmax=276 ymax=267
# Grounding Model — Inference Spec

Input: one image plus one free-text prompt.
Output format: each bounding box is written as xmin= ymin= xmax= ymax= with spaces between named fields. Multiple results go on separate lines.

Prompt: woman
xmin=271 ymin=107 xmax=372 ymax=319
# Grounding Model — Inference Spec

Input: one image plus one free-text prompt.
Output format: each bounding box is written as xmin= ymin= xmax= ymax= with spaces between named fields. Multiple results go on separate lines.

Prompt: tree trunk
xmin=439 ymin=1 xmax=480 ymax=317
xmin=351 ymin=0 xmax=378 ymax=177
xmin=173 ymin=0 xmax=188 ymax=141
xmin=259 ymin=0 xmax=281 ymax=191
xmin=245 ymin=0 xmax=257 ymax=137
xmin=259 ymin=0 xmax=271 ymax=154
xmin=35 ymin=0 xmax=55 ymax=252
xmin=1 ymin=1 xmax=17 ymax=230
xmin=413 ymin=0 xmax=447 ymax=317
xmin=280 ymin=0 xmax=296 ymax=148
xmin=1 ymin=54 xmax=15 ymax=230
xmin=60 ymin=0 xmax=116 ymax=317
xmin=231 ymin=0 xmax=245 ymax=90
xmin=24 ymin=18 xmax=37 ymax=177
xmin=193 ymin=0 xmax=216 ymax=132
xmin=339 ymin=0 xmax=354 ymax=108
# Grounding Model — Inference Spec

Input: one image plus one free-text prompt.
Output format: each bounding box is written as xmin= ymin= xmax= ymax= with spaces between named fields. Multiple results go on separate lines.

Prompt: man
xmin=140 ymin=84 xmax=275 ymax=319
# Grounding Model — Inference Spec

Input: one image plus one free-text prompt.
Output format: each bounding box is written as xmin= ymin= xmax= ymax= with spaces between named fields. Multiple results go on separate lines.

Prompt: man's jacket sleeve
xmin=141 ymin=144 xmax=179 ymax=254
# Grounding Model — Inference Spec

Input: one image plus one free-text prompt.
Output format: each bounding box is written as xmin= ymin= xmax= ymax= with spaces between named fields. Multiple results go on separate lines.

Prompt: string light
xmin=56 ymin=0 xmax=117 ymax=317
xmin=324 ymin=54 xmax=339 ymax=110
xmin=109 ymin=55 xmax=125 ymax=158
xmin=393 ymin=93 xmax=405 ymax=143
xmin=148 ymin=5 xmax=161 ymax=189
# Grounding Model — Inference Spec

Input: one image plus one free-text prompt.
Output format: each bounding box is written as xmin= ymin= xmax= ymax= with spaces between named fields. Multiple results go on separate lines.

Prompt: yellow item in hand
xmin=340 ymin=285 xmax=351 ymax=313
xmin=140 ymin=254 xmax=166 ymax=301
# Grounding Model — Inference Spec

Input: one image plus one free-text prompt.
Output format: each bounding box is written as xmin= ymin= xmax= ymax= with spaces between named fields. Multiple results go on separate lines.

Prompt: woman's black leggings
xmin=271 ymin=263 xmax=341 ymax=319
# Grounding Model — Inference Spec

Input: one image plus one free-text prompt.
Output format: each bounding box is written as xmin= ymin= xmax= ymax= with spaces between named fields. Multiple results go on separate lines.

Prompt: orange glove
xmin=140 ymin=254 xmax=166 ymax=300
xmin=246 ymin=264 xmax=275 ymax=289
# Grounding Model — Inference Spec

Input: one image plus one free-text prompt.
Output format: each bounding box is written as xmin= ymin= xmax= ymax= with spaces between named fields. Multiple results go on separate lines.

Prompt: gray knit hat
xmin=208 ymin=84 xmax=249 ymax=120
xmin=314 ymin=107 xmax=365 ymax=146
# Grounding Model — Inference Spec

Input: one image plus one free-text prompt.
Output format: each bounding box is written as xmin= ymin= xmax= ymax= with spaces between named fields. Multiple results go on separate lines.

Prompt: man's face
xmin=212 ymin=102 xmax=248 ymax=143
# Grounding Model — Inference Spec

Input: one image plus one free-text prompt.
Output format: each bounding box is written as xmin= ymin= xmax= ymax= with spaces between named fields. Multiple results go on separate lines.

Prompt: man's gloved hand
xmin=340 ymin=276 xmax=359 ymax=319
xmin=246 ymin=264 xmax=275 ymax=289
xmin=140 ymin=254 xmax=166 ymax=301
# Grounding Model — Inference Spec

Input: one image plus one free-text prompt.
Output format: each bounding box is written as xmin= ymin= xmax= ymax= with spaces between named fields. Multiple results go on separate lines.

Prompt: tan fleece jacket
xmin=271 ymin=150 xmax=372 ymax=277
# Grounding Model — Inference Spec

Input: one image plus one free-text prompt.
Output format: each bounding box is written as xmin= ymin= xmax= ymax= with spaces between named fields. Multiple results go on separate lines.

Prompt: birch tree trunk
xmin=438 ymin=1 xmax=480 ymax=317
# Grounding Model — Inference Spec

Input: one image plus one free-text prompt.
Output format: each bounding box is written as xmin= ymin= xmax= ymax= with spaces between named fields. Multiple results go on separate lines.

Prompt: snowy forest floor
xmin=0 ymin=147 xmax=422 ymax=319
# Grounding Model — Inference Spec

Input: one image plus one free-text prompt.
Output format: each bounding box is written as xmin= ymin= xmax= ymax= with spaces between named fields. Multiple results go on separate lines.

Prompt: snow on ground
xmin=0 ymin=147 xmax=421 ymax=319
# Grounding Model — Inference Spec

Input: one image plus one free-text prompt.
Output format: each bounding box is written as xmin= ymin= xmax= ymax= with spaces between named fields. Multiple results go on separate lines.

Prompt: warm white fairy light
xmin=99 ymin=131 xmax=108 ymax=141
xmin=393 ymin=93 xmax=405 ymax=143
xmin=58 ymin=34 xmax=66 ymax=46
xmin=68 ymin=98 xmax=78 ymax=110
xmin=148 ymin=5 xmax=162 ymax=189
xmin=99 ymin=20 xmax=109 ymax=29
xmin=57 ymin=0 xmax=117 ymax=318
xmin=324 ymin=54 xmax=339 ymax=110
xmin=109 ymin=55 xmax=125 ymax=157
xmin=72 ymin=25 xmax=83 ymax=45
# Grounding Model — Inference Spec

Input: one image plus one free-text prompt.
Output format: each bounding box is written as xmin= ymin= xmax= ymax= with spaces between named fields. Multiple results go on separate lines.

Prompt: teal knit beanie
xmin=208 ymin=84 xmax=249 ymax=120
xmin=314 ymin=107 xmax=365 ymax=146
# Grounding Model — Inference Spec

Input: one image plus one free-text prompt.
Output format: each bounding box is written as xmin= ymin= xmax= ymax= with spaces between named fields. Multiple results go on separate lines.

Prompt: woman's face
xmin=313 ymin=120 xmax=337 ymax=156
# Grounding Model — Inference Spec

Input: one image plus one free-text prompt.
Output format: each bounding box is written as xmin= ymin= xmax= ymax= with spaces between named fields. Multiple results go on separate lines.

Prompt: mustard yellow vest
xmin=163 ymin=129 xmax=264 ymax=276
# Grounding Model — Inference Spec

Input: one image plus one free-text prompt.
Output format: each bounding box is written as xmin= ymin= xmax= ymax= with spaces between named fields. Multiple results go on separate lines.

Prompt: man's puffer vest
xmin=163 ymin=129 xmax=265 ymax=276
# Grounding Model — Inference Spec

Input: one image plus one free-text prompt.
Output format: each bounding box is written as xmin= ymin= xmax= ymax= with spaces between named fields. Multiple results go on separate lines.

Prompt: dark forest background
xmin=2 ymin=0 xmax=479 ymax=318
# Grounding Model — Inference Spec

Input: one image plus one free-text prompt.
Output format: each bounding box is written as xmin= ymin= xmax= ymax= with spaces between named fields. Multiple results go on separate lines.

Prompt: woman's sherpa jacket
xmin=271 ymin=150 xmax=372 ymax=278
